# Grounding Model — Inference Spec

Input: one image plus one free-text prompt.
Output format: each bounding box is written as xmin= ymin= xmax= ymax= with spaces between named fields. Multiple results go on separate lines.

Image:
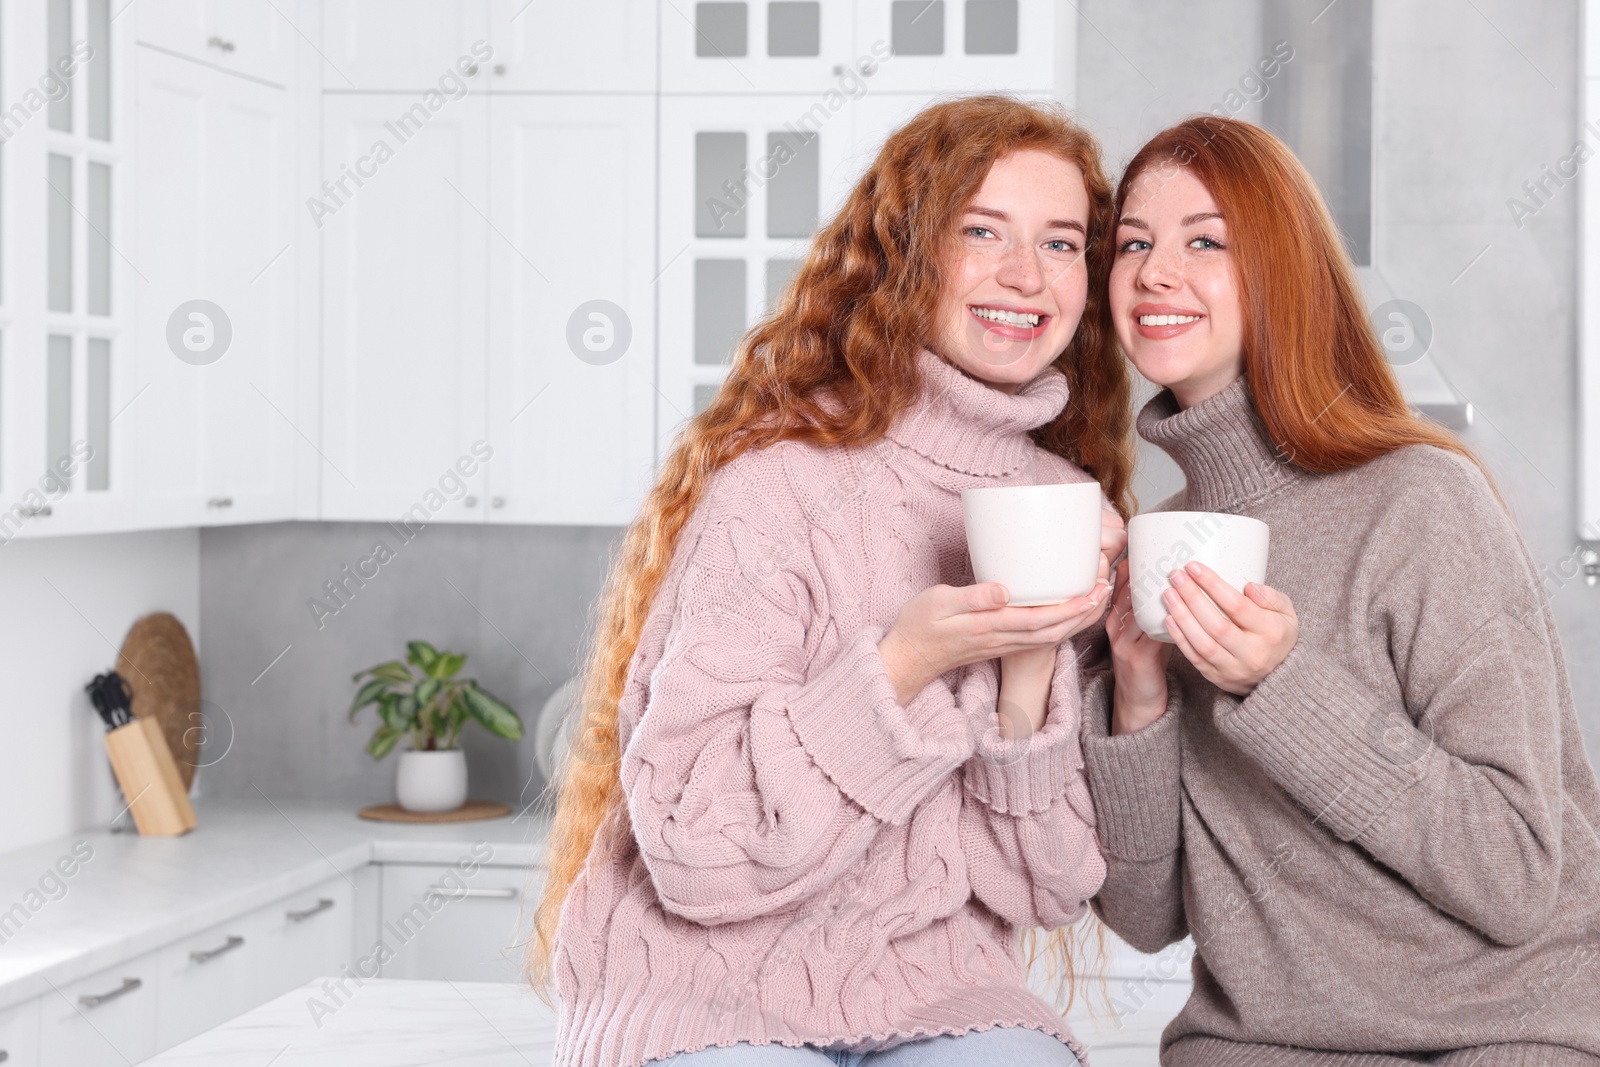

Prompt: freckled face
xmin=929 ymin=149 xmax=1091 ymax=394
xmin=1109 ymin=165 xmax=1244 ymax=409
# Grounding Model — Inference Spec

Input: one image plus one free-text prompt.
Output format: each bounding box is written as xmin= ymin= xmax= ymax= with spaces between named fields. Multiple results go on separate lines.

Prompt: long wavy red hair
xmin=526 ymin=94 xmax=1138 ymax=1013
xmin=1118 ymin=116 xmax=1505 ymax=508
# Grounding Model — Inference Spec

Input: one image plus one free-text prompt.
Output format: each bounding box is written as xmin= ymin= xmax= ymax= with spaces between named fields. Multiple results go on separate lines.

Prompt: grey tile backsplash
xmin=197 ymin=520 xmax=622 ymax=811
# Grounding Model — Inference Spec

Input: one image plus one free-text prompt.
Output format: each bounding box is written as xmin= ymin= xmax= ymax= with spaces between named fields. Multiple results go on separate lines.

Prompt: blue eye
xmin=1118 ymin=237 xmax=1150 ymax=253
xmin=964 ymin=225 xmax=995 ymax=239
xmin=1045 ymin=239 xmax=1079 ymax=253
xmin=1190 ymin=235 xmax=1224 ymax=250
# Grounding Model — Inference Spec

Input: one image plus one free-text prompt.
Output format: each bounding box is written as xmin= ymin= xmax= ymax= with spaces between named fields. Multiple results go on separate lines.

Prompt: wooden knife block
xmin=105 ymin=717 xmax=197 ymax=836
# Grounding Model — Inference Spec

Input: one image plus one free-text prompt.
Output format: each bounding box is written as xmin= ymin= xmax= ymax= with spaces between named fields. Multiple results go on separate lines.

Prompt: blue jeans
xmin=644 ymin=1026 xmax=1084 ymax=1066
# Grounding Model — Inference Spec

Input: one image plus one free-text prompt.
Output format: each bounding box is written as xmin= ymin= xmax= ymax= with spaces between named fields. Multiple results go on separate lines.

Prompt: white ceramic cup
xmin=1127 ymin=511 xmax=1270 ymax=643
xmin=961 ymin=481 xmax=1104 ymax=606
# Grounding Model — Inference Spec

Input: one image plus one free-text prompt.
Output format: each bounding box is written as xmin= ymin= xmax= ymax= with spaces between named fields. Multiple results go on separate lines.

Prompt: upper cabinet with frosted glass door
xmin=0 ymin=0 xmax=298 ymax=539
xmin=2 ymin=0 xmax=124 ymax=539
xmin=656 ymin=0 xmax=1067 ymax=460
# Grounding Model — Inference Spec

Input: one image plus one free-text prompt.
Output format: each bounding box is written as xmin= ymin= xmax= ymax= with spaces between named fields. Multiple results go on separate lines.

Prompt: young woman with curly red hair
xmin=528 ymin=95 xmax=1138 ymax=1067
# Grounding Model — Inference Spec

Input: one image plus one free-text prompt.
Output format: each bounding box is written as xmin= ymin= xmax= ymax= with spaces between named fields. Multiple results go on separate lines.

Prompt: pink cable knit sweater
xmin=551 ymin=347 xmax=1110 ymax=1067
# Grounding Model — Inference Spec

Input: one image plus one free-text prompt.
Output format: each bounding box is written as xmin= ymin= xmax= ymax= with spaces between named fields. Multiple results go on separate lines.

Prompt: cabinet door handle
xmin=79 ymin=977 xmax=141 ymax=1008
xmin=286 ymin=897 xmax=335 ymax=922
xmin=426 ymin=885 xmax=517 ymax=900
xmin=190 ymin=934 xmax=246 ymax=963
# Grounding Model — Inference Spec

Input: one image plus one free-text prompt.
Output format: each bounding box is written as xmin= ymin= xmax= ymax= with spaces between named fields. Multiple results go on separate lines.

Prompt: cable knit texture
xmin=552 ymin=348 xmax=1111 ymax=1067
xmin=1081 ymin=375 xmax=1600 ymax=1065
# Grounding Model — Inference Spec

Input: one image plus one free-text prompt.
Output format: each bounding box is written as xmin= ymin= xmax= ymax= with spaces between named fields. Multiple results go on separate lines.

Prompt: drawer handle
xmin=79 ymin=977 xmax=141 ymax=1008
xmin=190 ymin=934 xmax=245 ymax=963
xmin=286 ymin=898 xmax=335 ymax=922
xmin=426 ymin=885 xmax=517 ymax=900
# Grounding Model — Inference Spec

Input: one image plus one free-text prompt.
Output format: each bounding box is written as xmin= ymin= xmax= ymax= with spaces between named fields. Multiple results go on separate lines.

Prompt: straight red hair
xmin=1118 ymin=116 xmax=1505 ymax=509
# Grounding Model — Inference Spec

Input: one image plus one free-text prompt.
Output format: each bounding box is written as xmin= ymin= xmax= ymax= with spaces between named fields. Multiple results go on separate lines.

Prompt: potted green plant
xmin=348 ymin=641 xmax=523 ymax=813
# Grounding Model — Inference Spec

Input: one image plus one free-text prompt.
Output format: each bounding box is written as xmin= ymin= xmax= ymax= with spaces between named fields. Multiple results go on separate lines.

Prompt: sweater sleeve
xmin=1218 ymin=456 xmax=1573 ymax=947
xmin=1080 ymin=662 xmax=1190 ymax=953
xmin=957 ymin=632 xmax=1107 ymax=930
xmin=621 ymin=498 xmax=981 ymax=927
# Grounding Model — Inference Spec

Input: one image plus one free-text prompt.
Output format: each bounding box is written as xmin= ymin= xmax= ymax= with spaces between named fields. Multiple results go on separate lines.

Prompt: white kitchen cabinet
xmin=656 ymin=93 xmax=859 ymax=452
xmin=39 ymin=948 xmax=160 ymax=1066
xmin=0 ymin=996 xmax=40 ymax=1066
xmin=377 ymin=862 xmax=543 ymax=983
xmin=486 ymin=0 xmax=657 ymax=92
xmin=321 ymin=0 xmax=491 ymax=91
xmin=318 ymin=93 xmax=490 ymax=522
xmin=660 ymin=0 xmax=859 ymax=94
xmin=252 ymin=877 xmax=357 ymax=1001
xmin=484 ymin=94 xmax=657 ymax=525
xmin=126 ymin=46 xmax=298 ymax=529
xmin=154 ymin=875 xmax=356 ymax=1048
xmin=855 ymin=0 xmax=1056 ymax=94
xmin=135 ymin=0 xmax=296 ymax=86
xmin=154 ymin=905 xmax=271 ymax=1049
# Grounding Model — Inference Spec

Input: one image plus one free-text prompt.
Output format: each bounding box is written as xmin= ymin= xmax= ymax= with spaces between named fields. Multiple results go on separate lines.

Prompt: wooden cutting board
xmin=116 ymin=612 xmax=202 ymax=790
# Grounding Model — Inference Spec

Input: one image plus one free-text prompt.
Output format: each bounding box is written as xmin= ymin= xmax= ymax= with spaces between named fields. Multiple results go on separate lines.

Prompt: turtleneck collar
xmin=883 ymin=347 xmax=1071 ymax=477
xmin=1136 ymin=373 xmax=1303 ymax=514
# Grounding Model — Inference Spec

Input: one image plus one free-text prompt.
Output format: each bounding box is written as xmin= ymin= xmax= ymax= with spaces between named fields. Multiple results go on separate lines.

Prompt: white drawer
xmin=39 ymin=949 xmax=160 ymax=1067
xmin=0 ymin=995 xmax=40 ymax=1065
xmin=155 ymin=906 xmax=274 ymax=1049
xmin=377 ymin=862 xmax=544 ymax=983
xmin=253 ymin=876 xmax=356 ymax=1002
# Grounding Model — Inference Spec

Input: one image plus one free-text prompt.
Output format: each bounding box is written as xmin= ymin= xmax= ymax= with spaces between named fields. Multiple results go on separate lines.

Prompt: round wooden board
xmin=358 ymin=800 xmax=513 ymax=824
xmin=116 ymin=612 xmax=202 ymax=790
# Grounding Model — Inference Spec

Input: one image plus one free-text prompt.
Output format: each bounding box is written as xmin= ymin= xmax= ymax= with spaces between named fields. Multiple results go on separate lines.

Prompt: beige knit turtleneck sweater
xmin=1079 ymin=374 xmax=1600 ymax=1066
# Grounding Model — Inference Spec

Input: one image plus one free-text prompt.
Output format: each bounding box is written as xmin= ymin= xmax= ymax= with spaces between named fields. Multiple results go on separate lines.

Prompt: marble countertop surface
xmin=138 ymin=976 xmax=1182 ymax=1067
xmin=143 ymin=979 xmax=561 ymax=1066
xmin=0 ymin=798 xmax=553 ymax=1013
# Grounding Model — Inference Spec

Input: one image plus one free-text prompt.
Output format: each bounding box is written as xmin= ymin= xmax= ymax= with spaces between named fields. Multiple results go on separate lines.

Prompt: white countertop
xmin=137 ymin=976 xmax=1182 ymax=1067
xmin=142 ymin=979 xmax=560 ymax=1066
xmin=1 ymin=800 xmax=1186 ymax=1065
xmin=0 ymin=798 xmax=552 ymax=1013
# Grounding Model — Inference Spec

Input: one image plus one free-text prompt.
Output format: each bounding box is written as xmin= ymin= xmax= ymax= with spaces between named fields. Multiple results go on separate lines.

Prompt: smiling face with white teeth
xmin=928 ymin=149 xmax=1091 ymax=393
xmin=1110 ymin=165 xmax=1244 ymax=410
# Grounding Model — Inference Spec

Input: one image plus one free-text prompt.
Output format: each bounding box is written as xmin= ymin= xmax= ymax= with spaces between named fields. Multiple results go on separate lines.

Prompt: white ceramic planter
xmin=395 ymin=749 xmax=468 ymax=813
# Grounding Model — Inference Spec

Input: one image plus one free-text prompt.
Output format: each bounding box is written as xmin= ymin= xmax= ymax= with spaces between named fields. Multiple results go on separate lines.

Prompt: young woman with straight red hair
xmin=1084 ymin=115 xmax=1600 ymax=1064
xmin=528 ymin=95 xmax=1138 ymax=1067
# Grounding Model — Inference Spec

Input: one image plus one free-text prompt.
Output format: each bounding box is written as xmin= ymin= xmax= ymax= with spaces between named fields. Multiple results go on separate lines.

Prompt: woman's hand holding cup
xmin=1105 ymin=555 xmax=1175 ymax=735
xmin=1162 ymin=561 xmax=1298 ymax=697
xmin=878 ymin=574 xmax=1111 ymax=708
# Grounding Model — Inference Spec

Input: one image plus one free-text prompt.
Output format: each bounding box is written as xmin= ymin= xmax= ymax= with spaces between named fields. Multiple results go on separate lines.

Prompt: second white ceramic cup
xmin=961 ymin=481 xmax=1104 ymax=606
xmin=1127 ymin=511 xmax=1270 ymax=642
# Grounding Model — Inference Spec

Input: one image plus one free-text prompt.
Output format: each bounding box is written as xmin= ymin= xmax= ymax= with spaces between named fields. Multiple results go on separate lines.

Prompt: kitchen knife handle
xmin=286 ymin=898 xmax=335 ymax=922
xmin=79 ymin=977 xmax=141 ymax=1008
